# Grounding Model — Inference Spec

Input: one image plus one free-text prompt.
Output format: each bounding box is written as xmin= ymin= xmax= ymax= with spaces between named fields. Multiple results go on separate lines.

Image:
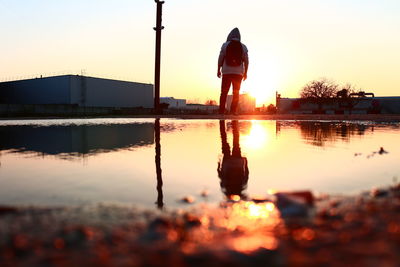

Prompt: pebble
xmin=180 ymin=196 xmax=195 ymax=204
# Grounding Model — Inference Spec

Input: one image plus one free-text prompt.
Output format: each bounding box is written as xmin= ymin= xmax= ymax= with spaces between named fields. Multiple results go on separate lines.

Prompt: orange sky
xmin=1 ymin=0 xmax=399 ymax=106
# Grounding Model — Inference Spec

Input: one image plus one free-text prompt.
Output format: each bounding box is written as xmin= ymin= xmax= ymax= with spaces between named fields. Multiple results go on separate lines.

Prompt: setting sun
xmin=246 ymin=87 xmax=270 ymax=106
xmin=241 ymin=54 xmax=282 ymax=106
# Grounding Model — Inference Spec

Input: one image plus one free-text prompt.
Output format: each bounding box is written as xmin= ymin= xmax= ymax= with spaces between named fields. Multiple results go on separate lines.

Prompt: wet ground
xmin=1 ymin=117 xmax=400 ymax=266
xmin=1 ymin=184 xmax=400 ymax=267
xmin=2 ymin=119 xmax=400 ymax=207
xmin=3 ymin=114 xmax=400 ymax=122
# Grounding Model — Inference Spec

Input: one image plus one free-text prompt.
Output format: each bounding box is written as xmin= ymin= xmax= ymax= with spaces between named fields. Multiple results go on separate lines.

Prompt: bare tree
xmin=205 ymin=99 xmax=217 ymax=106
xmin=300 ymin=78 xmax=338 ymax=98
xmin=266 ymin=104 xmax=277 ymax=113
xmin=340 ymin=83 xmax=359 ymax=94
xmin=341 ymin=83 xmax=363 ymax=94
xmin=337 ymin=83 xmax=363 ymax=98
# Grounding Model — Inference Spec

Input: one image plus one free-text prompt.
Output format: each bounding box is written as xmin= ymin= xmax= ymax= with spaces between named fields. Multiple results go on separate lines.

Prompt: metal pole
xmin=154 ymin=0 xmax=165 ymax=114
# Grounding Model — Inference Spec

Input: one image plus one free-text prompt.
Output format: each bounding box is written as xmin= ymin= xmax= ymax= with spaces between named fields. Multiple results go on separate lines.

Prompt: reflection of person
xmin=218 ymin=120 xmax=249 ymax=199
xmin=217 ymin=28 xmax=249 ymax=115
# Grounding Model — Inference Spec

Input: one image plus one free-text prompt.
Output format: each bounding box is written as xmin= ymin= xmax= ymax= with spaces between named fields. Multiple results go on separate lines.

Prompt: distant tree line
xmin=300 ymin=78 xmax=363 ymax=99
xmin=205 ymin=99 xmax=218 ymax=106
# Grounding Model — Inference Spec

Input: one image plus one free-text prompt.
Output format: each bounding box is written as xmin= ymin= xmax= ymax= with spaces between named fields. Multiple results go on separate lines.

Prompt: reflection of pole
xmin=155 ymin=119 xmax=164 ymax=209
xmin=154 ymin=0 xmax=165 ymax=114
xmin=276 ymin=121 xmax=281 ymax=136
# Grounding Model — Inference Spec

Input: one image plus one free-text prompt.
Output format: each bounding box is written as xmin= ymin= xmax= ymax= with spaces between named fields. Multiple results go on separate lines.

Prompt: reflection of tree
xmin=154 ymin=119 xmax=163 ymax=209
xmin=275 ymin=121 xmax=375 ymax=147
xmin=296 ymin=122 xmax=370 ymax=147
xmin=218 ymin=120 xmax=249 ymax=199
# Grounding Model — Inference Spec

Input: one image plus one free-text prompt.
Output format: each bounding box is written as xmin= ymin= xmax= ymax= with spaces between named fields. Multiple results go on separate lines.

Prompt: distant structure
xmin=276 ymin=92 xmax=400 ymax=114
xmin=159 ymin=97 xmax=218 ymax=113
xmin=0 ymin=75 xmax=153 ymax=108
xmin=184 ymin=104 xmax=219 ymax=113
xmin=160 ymin=97 xmax=186 ymax=109
xmin=226 ymin=93 xmax=256 ymax=113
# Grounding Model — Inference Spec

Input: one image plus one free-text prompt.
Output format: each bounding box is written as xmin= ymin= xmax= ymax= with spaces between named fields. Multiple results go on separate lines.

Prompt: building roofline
xmin=0 ymin=74 xmax=153 ymax=86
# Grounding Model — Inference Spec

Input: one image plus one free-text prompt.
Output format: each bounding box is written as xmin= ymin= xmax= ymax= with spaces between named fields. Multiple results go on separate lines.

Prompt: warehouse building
xmin=160 ymin=97 xmax=186 ymax=108
xmin=0 ymin=75 xmax=153 ymax=108
xmin=276 ymin=95 xmax=400 ymax=114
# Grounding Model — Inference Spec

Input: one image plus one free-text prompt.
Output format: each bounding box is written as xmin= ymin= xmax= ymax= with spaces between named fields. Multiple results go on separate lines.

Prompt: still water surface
xmin=0 ymin=118 xmax=399 ymax=208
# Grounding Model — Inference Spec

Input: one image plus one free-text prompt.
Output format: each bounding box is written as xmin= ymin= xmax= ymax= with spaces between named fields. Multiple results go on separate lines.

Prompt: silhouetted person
xmin=217 ymin=28 xmax=249 ymax=115
xmin=218 ymin=120 xmax=249 ymax=199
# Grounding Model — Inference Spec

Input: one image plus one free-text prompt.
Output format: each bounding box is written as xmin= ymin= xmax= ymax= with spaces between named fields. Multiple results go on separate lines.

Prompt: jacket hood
xmin=227 ymin=28 xmax=241 ymax=42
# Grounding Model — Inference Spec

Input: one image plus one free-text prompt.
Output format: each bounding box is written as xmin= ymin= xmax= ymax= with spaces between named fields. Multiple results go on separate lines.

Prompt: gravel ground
xmin=1 ymin=185 xmax=400 ymax=267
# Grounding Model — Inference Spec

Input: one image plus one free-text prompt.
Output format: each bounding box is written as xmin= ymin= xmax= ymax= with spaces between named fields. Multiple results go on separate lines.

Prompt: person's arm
xmin=243 ymin=45 xmax=249 ymax=80
xmin=217 ymin=44 xmax=226 ymax=78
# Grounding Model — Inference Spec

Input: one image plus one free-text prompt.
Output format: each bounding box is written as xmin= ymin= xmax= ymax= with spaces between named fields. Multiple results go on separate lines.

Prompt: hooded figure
xmin=217 ymin=28 xmax=249 ymax=115
xmin=227 ymin=27 xmax=241 ymax=41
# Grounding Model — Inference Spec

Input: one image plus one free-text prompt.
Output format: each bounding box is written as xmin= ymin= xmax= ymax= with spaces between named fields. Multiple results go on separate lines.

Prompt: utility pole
xmin=154 ymin=0 xmax=165 ymax=114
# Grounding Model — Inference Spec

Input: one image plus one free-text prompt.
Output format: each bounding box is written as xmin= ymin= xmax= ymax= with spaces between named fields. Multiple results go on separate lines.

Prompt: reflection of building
xmin=0 ymin=123 xmax=154 ymax=158
xmin=226 ymin=93 xmax=256 ymax=113
xmin=0 ymin=75 xmax=153 ymax=108
xmin=160 ymin=97 xmax=186 ymax=108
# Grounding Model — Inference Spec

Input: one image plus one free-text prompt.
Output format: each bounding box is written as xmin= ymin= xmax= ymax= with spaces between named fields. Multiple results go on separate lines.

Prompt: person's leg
xmin=230 ymin=75 xmax=243 ymax=114
xmin=230 ymin=89 xmax=240 ymax=114
xmin=219 ymin=75 xmax=232 ymax=114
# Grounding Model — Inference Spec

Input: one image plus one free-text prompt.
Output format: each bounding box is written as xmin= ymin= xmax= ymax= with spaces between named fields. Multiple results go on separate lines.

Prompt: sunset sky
xmin=1 ymin=0 xmax=399 ymax=106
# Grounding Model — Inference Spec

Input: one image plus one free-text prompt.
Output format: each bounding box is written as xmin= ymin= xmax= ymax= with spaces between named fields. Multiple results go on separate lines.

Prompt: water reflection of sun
xmin=217 ymin=201 xmax=280 ymax=252
xmin=242 ymin=121 xmax=268 ymax=150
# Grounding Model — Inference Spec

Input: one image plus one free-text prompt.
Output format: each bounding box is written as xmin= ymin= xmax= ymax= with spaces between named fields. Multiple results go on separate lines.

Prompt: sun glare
xmin=242 ymin=121 xmax=269 ymax=150
xmin=247 ymin=87 xmax=270 ymax=106
xmin=241 ymin=55 xmax=281 ymax=106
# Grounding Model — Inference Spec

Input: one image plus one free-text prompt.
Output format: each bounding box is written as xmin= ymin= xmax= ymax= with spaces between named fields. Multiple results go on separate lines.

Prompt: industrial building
xmin=160 ymin=97 xmax=220 ymax=113
xmin=0 ymin=75 xmax=153 ymax=108
xmin=184 ymin=104 xmax=219 ymax=112
xmin=277 ymin=95 xmax=400 ymax=114
xmin=160 ymin=97 xmax=186 ymax=108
